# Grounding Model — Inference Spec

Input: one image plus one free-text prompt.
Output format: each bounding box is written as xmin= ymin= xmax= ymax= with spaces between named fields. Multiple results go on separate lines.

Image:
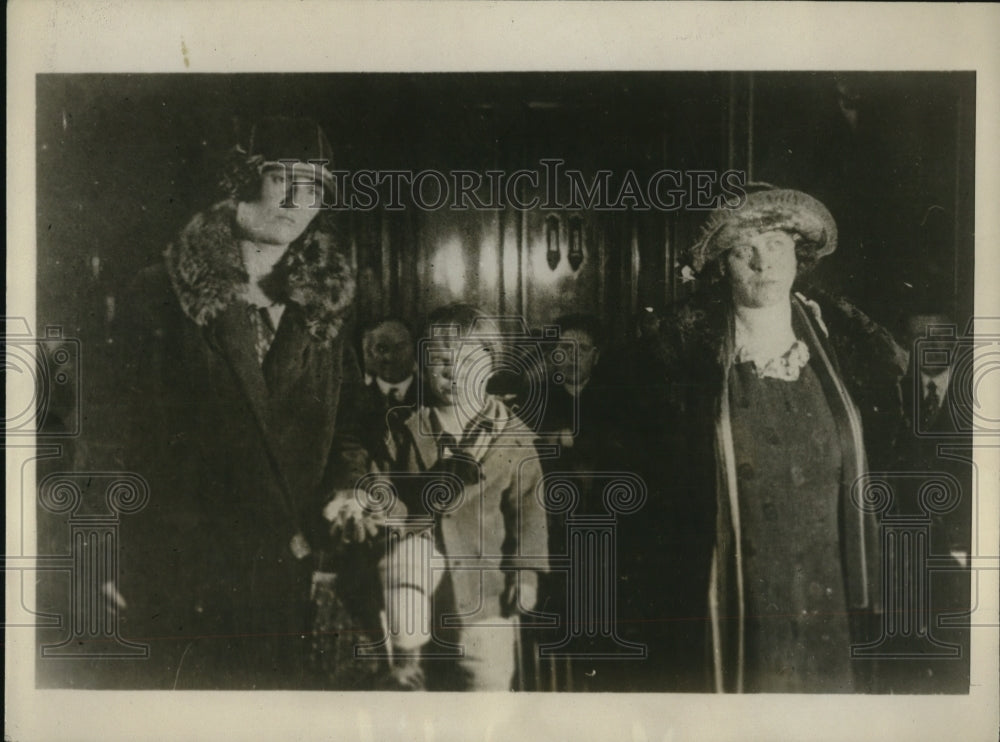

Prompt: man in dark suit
xmin=537 ymin=314 xmax=629 ymax=504
xmin=356 ymin=318 xmax=419 ymax=467
xmin=533 ymin=314 xmax=646 ymax=690
xmin=888 ymin=311 xmax=973 ymax=693
xmin=904 ymin=314 xmax=970 ymax=436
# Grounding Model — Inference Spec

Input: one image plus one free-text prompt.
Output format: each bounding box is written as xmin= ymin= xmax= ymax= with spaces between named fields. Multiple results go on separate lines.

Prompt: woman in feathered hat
xmin=648 ymin=185 xmax=907 ymax=693
xmin=114 ymin=117 xmax=372 ymax=689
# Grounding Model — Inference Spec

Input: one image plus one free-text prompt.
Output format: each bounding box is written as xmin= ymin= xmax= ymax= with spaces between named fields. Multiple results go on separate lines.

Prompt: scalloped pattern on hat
xmin=689 ymin=187 xmax=837 ymax=272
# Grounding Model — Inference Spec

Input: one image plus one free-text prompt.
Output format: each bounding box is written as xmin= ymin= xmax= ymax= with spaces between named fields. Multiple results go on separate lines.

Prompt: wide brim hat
xmin=689 ymin=184 xmax=837 ymax=272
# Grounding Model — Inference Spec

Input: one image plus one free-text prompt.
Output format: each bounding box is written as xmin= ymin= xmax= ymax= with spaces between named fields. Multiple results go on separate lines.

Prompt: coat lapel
xmin=262 ymin=303 xmax=312 ymax=403
xmin=208 ymin=303 xmax=305 ymax=526
xmin=210 ymin=302 xmax=272 ymax=432
xmin=404 ymin=407 xmax=440 ymax=472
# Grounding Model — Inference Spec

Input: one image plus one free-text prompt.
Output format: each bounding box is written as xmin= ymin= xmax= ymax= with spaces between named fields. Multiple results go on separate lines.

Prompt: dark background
xmin=37 ymin=72 xmax=975 ymax=329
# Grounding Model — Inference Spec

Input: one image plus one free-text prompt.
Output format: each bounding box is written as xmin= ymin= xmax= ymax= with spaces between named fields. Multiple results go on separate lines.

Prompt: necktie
xmin=437 ymin=431 xmax=458 ymax=454
xmin=434 ymin=431 xmax=480 ymax=485
xmin=384 ymin=387 xmax=412 ymax=465
xmin=921 ymin=380 xmax=941 ymax=429
xmin=250 ymin=305 xmax=277 ymax=365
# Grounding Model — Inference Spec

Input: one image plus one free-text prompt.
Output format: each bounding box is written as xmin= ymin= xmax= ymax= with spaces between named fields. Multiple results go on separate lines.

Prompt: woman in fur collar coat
xmin=116 ymin=118 xmax=368 ymax=689
xmin=644 ymin=185 xmax=906 ymax=693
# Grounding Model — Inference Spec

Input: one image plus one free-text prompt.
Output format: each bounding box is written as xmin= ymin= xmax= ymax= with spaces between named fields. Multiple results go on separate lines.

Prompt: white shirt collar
xmin=376 ymin=374 xmax=413 ymax=400
xmin=921 ymin=367 xmax=950 ymax=396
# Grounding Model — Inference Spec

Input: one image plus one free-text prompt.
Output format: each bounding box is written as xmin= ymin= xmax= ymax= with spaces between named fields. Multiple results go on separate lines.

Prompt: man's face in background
xmin=551 ymin=328 xmax=599 ymax=387
xmin=369 ymin=321 xmax=416 ymax=384
xmin=907 ymin=313 xmax=954 ymax=377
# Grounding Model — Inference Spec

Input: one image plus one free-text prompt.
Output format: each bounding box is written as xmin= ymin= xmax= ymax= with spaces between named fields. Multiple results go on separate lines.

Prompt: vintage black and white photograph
xmin=7 ymin=3 xmax=1000 ymax=742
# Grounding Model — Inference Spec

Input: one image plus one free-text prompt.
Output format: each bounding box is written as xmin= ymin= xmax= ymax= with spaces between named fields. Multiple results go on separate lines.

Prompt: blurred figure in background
xmin=902 ymin=313 xmax=961 ymax=438
xmin=534 ymin=313 xmax=647 ymax=690
xmin=884 ymin=310 xmax=972 ymax=693
xmin=538 ymin=314 xmax=618 ymax=452
xmin=360 ymin=322 xmax=377 ymax=386
xmin=354 ymin=318 xmax=420 ymax=468
xmin=365 ymin=318 xmax=418 ymax=400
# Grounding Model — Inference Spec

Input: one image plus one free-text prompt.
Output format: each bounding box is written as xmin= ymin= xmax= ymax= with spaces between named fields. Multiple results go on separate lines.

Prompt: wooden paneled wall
xmin=37 ymin=72 xmax=974 ymax=347
xmin=352 ymin=73 xmax=733 ymax=340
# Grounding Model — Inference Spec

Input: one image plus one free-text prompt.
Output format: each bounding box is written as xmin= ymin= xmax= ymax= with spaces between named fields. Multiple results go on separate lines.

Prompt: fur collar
xmin=658 ymin=287 xmax=907 ymax=395
xmin=163 ymin=200 xmax=355 ymax=344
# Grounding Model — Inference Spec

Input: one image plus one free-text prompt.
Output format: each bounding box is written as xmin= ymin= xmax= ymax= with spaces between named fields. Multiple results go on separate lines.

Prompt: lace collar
xmin=735 ymin=338 xmax=811 ymax=381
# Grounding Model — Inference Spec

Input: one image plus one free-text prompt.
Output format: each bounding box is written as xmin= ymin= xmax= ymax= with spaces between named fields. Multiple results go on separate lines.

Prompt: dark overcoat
xmin=117 ymin=200 xmax=367 ymax=688
xmin=631 ymin=285 xmax=907 ymax=692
